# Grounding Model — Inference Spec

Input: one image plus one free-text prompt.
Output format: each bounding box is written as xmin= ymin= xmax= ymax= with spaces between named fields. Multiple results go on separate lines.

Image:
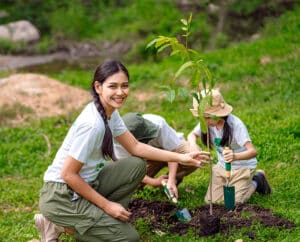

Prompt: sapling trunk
xmin=206 ymin=126 xmax=213 ymax=215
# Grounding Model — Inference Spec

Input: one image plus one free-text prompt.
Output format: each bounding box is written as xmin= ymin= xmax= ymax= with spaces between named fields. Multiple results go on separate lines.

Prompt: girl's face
xmin=204 ymin=116 xmax=224 ymax=129
xmin=95 ymin=71 xmax=129 ymax=117
xmin=205 ymin=117 xmax=218 ymax=126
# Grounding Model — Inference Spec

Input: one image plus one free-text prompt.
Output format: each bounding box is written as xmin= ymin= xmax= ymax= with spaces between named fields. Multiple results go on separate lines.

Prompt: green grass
xmin=0 ymin=8 xmax=299 ymax=241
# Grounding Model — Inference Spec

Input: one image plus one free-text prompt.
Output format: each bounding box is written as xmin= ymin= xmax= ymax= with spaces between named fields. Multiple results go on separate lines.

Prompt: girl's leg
xmin=94 ymin=156 xmax=146 ymax=208
xmin=230 ymin=168 xmax=255 ymax=203
xmin=205 ymin=164 xmax=225 ymax=203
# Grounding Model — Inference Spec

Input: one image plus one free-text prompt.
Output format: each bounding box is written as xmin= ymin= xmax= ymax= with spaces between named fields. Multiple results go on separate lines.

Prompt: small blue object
xmin=176 ymin=208 xmax=192 ymax=222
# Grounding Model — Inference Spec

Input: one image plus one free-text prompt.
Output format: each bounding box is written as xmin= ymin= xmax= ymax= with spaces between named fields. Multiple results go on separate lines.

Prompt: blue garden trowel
xmin=161 ymin=181 xmax=192 ymax=221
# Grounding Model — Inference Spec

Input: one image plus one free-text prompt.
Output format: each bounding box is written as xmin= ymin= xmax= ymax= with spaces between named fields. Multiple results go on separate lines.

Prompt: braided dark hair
xmin=201 ymin=116 xmax=232 ymax=148
xmin=91 ymin=60 xmax=129 ymax=161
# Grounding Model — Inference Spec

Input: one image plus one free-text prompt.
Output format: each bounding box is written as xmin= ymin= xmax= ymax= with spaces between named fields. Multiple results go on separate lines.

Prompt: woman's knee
xmin=128 ymin=156 xmax=147 ymax=178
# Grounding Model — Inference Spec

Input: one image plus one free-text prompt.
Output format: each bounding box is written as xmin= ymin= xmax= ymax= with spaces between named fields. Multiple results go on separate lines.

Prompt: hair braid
xmin=91 ymin=91 xmax=116 ymax=161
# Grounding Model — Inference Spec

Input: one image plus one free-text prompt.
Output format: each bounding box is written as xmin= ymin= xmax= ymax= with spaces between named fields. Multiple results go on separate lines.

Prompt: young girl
xmin=187 ymin=89 xmax=271 ymax=204
xmin=34 ymin=60 xmax=210 ymax=242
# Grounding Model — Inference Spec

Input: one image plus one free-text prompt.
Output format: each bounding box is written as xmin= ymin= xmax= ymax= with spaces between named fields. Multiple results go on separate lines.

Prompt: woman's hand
xmin=103 ymin=201 xmax=132 ymax=222
xmin=178 ymin=151 xmax=211 ymax=168
xmin=189 ymin=142 xmax=202 ymax=153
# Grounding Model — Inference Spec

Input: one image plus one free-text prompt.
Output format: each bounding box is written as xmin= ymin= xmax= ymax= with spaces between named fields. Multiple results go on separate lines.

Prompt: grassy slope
xmin=0 ymin=8 xmax=299 ymax=242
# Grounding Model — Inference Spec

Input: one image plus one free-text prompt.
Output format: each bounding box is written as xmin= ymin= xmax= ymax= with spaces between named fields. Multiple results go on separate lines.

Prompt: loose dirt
xmin=128 ymin=198 xmax=295 ymax=239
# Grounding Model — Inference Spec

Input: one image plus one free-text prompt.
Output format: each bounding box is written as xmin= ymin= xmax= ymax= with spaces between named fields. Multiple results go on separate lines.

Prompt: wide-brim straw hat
xmin=122 ymin=112 xmax=159 ymax=141
xmin=190 ymin=89 xmax=233 ymax=117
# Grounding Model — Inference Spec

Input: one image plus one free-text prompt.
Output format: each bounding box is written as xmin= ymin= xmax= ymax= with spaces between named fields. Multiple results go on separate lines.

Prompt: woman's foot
xmin=34 ymin=214 xmax=64 ymax=242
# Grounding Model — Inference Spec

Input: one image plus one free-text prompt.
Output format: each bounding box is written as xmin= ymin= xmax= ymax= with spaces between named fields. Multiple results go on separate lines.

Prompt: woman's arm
xmin=61 ymin=156 xmax=131 ymax=221
xmin=223 ymin=141 xmax=257 ymax=162
xmin=116 ymin=131 xmax=210 ymax=167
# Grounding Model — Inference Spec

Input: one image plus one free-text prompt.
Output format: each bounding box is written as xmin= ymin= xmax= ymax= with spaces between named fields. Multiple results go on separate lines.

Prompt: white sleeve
xmin=110 ymin=110 xmax=127 ymax=137
xmin=233 ymin=122 xmax=251 ymax=147
xmin=159 ymin=119 xmax=183 ymax=151
xmin=193 ymin=123 xmax=201 ymax=136
xmin=69 ymin=123 xmax=101 ymax=164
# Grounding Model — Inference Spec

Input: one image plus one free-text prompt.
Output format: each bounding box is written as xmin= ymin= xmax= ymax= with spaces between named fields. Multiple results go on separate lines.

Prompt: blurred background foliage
xmin=0 ymin=0 xmax=297 ymax=58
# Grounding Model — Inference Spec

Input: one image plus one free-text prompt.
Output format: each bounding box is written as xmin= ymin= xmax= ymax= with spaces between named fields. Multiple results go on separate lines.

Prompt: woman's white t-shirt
xmin=192 ymin=114 xmax=257 ymax=170
xmin=44 ymin=102 xmax=127 ymax=183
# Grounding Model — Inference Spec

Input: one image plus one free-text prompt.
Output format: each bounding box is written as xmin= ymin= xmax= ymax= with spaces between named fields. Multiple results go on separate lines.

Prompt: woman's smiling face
xmin=95 ymin=71 xmax=129 ymax=117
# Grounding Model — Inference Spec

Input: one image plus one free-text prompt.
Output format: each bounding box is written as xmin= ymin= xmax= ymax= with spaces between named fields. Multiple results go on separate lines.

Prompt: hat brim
xmin=190 ymin=104 xmax=233 ymax=118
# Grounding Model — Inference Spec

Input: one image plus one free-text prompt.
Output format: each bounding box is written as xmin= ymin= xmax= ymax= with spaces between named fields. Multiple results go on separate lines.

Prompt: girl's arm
xmin=142 ymin=174 xmax=168 ymax=187
xmin=223 ymin=141 xmax=257 ymax=162
xmin=116 ymin=131 xmax=210 ymax=167
xmin=167 ymin=161 xmax=178 ymax=198
xmin=61 ymin=156 xmax=131 ymax=221
xmin=187 ymin=130 xmax=202 ymax=152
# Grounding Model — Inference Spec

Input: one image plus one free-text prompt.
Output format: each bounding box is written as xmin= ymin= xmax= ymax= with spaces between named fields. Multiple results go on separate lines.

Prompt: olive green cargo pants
xmin=39 ymin=156 xmax=146 ymax=242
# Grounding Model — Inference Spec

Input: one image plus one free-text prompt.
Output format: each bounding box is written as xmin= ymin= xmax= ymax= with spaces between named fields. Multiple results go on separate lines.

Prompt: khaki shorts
xmin=205 ymin=164 xmax=256 ymax=204
xmin=39 ymin=156 xmax=146 ymax=242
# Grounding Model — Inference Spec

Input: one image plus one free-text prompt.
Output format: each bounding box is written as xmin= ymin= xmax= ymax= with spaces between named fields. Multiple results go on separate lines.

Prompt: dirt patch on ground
xmin=0 ymin=73 xmax=91 ymax=126
xmin=129 ymin=198 xmax=295 ymax=239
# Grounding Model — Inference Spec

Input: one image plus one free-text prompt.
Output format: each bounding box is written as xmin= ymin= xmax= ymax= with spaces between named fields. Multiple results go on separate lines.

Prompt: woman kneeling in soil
xmin=188 ymin=89 xmax=271 ymax=205
xmin=34 ymin=60 xmax=210 ymax=242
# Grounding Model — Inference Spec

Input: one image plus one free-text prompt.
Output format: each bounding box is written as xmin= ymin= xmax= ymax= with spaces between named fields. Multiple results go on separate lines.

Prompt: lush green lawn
xmin=0 ymin=8 xmax=299 ymax=242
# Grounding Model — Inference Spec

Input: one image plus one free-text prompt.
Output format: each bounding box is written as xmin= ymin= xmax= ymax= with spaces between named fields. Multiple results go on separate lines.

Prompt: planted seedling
xmin=147 ymin=13 xmax=221 ymax=233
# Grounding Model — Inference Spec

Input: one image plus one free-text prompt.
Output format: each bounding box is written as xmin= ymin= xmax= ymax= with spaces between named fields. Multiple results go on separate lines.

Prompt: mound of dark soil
xmin=128 ymin=198 xmax=295 ymax=239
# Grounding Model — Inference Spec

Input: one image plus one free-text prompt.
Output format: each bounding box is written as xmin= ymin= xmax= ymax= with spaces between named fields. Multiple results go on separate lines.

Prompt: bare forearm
xmin=168 ymin=162 xmax=178 ymax=182
xmin=131 ymin=142 xmax=184 ymax=163
xmin=233 ymin=149 xmax=257 ymax=161
xmin=62 ymin=173 xmax=110 ymax=210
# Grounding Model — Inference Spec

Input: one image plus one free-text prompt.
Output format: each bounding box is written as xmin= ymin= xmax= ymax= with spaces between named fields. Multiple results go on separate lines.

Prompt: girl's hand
xmin=178 ymin=151 xmax=210 ymax=168
xmin=149 ymin=175 xmax=169 ymax=187
xmin=167 ymin=178 xmax=178 ymax=199
xmin=103 ymin=201 xmax=131 ymax=221
xmin=223 ymin=148 xmax=234 ymax=162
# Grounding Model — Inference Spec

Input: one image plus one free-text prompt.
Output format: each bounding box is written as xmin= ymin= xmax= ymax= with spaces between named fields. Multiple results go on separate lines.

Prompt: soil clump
xmin=128 ymin=198 xmax=295 ymax=239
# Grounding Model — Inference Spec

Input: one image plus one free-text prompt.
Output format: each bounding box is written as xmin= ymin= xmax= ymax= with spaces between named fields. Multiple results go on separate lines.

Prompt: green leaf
xmin=192 ymin=92 xmax=200 ymax=104
xmin=146 ymin=38 xmax=158 ymax=49
xmin=190 ymin=69 xmax=200 ymax=88
xmin=178 ymin=87 xmax=189 ymax=97
xmin=182 ymin=27 xmax=188 ymax=31
xmin=170 ymin=50 xmax=180 ymax=56
xmin=188 ymin=13 xmax=193 ymax=24
xmin=160 ymin=85 xmax=172 ymax=90
xmin=157 ymin=43 xmax=171 ymax=53
xmin=198 ymin=95 xmax=209 ymax=132
xmin=181 ymin=19 xmax=188 ymax=26
xmin=174 ymin=61 xmax=195 ymax=79
xmin=166 ymin=89 xmax=176 ymax=103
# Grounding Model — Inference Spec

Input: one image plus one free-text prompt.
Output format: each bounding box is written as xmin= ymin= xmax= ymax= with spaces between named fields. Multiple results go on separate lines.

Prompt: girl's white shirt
xmin=44 ymin=102 xmax=127 ymax=183
xmin=193 ymin=114 xmax=257 ymax=170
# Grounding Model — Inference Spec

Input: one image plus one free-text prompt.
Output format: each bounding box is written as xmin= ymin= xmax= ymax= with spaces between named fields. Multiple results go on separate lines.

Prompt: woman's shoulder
xmin=228 ymin=114 xmax=244 ymax=124
xmin=75 ymin=102 xmax=104 ymax=128
xmin=228 ymin=114 xmax=248 ymax=131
